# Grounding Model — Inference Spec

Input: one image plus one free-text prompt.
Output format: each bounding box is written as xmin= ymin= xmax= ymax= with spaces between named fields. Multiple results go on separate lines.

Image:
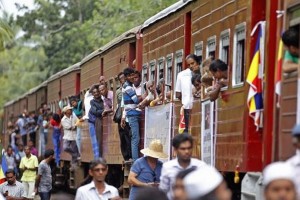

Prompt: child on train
xmin=282 ymin=28 xmax=299 ymax=73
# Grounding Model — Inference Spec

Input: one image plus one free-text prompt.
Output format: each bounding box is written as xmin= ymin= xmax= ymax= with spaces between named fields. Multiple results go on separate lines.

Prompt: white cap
xmin=263 ymin=161 xmax=295 ymax=186
xmin=184 ymin=165 xmax=223 ymax=199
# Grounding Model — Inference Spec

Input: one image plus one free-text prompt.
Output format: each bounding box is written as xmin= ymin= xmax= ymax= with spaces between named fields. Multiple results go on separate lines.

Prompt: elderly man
xmin=263 ymin=162 xmax=297 ymax=200
xmin=99 ymin=84 xmax=113 ymax=117
xmin=183 ymin=165 xmax=232 ymax=200
xmin=0 ymin=169 xmax=26 ymax=200
xmin=61 ymin=105 xmax=80 ymax=168
xmin=286 ymin=124 xmax=300 ymax=199
xmin=75 ymin=158 xmax=120 ymax=200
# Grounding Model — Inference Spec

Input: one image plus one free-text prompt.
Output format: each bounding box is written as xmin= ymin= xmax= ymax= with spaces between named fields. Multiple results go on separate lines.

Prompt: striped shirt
xmin=122 ymin=81 xmax=141 ymax=116
xmin=159 ymin=158 xmax=206 ymax=200
xmin=0 ymin=181 xmax=26 ymax=198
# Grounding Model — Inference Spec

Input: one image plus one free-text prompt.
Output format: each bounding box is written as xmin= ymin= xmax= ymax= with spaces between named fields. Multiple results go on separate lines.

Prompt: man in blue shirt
xmin=121 ymin=68 xmax=142 ymax=161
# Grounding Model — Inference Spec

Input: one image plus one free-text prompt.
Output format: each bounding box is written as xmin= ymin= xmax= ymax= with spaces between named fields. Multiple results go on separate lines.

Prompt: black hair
xmin=90 ymin=84 xmax=100 ymax=93
xmin=44 ymin=149 xmax=54 ymax=159
xmin=52 ymin=113 xmax=61 ymax=123
xmin=134 ymin=70 xmax=141 ymax=78
xmin=191 ymin=74 xmax=202 ymax=85
xmin=135 ymin=187 xmax=168 ymax=200
xmin=5 ymin=169 xmax=15 ymax=176
xmin=117 ymin=72 xmax=124 ymax=80
xmin=209 ymin=59 xmax=228 ymax=72
xmin=186 ymin=54 xmax=201 ymax=65
xmin=282 ymin=28 xmax=299 ymax=48
xmin=123 ymin=67 xmax=135 ymax=77
xmin=176 ymin=166 xmax=197 ymax=180
xmin=172 ymin=133 xmax=193 ymax=149
xmin=89 ymin=158 xmax=108 ymax=170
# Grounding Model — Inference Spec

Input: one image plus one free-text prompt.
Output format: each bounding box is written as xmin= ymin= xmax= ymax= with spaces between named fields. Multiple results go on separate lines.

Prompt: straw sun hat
xmin=140 ymin=140 xmax=168 ymax=159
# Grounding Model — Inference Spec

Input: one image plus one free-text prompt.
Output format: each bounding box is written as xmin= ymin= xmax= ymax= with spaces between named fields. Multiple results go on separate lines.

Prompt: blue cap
xmin=292 ymin=124 xmax=300 ymax=136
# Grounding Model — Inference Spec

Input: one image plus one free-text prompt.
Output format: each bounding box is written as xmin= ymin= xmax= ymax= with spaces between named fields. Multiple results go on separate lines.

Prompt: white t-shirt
xmin=83 ymin=90 xmax=94 ymax=120
xmin=175 ymin=68 xmax=193 ymax=109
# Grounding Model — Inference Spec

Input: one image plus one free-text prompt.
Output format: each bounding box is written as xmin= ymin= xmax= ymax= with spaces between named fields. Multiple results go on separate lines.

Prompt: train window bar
xmin=232 ymin=22 xmax=246 ymax=88
xmin=194 ymin=41 xmax=203 ymax=64
xmin=174 ymin=49 xmax=183 ymax=98
xmin=149 ymin=60 xmax=156 ymax=83
xmin=165 ymin=53 xmax=173 ymax=93
xmin=142 ymin=63 xmax=148 ymax=85
xmin=206 ymin=36 xmax=216 ymax=60
xmin=219 ymin=29 xmax=230 ymax=91
xmin=157 ymin=57 xmax=165 ymax=81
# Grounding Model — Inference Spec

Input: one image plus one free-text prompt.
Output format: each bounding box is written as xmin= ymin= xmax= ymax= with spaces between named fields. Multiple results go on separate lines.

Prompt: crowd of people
xmin=1 ymin=26 xmax=300 ymax=199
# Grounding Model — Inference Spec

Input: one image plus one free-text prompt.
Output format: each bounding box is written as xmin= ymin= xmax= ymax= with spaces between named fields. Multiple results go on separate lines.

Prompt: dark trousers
xmin=29 ymin=131 xmax=36 ymax=144
xmin=184 ymin=109 xmax=191 ymax=133
xmin=118 ymin=122 xmax=132 ymax=160
xmin=22 ymin=135 xmax=27 ymax=146
xmin=95 ymin=118 xmax=103 ymax=157
xmin=39 ymin=191 xmax=51 ymax=200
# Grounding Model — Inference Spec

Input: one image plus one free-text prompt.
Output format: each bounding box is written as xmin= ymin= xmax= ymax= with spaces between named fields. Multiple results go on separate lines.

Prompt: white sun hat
xmin=140 ymin=139 xmax=168 ymax=159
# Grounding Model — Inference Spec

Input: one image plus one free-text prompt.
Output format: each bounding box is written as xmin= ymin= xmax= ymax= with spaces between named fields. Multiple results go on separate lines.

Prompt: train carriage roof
xmin=80 ymin=26 xmax=140 ymax=66
xmin=142 ymin=0 xmax=194 ymax=30
xmin=100 ymin=26 xmax=140 ymax=53
xmin=27 ymin=81 xmax=47 ymax=95
xmin=47 ymin=62 xmax=80 ymax=83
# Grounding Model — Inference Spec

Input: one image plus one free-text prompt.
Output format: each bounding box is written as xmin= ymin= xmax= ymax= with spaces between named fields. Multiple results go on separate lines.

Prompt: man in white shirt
xmin=75 ymin=158 xmax=120 ymax=200
xmin=286 ymin=124 xmax=300 ymax=199
xmin=175 ymin=54 xmax=200 ymax=133
xmin=159 ymin=133 xmax=206 ymax=200
xmin=61 ymin=106 xmax=79 ymax=168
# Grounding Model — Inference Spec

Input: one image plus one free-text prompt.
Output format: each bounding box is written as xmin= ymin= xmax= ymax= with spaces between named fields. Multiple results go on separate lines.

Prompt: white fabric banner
xmin=144 ymin=103 xmax=173 ymax=162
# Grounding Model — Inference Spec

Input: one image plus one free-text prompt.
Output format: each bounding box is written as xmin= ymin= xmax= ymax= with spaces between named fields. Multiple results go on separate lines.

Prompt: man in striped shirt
xmin=121 ymin=68 xmax=142 ymax=161
xmin=0 ymin=169 xmax=26 ymax=199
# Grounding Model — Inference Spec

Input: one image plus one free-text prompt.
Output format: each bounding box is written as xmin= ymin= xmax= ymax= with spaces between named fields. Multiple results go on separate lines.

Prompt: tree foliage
xmin=0 ymin=0 xmax=178 ymax=111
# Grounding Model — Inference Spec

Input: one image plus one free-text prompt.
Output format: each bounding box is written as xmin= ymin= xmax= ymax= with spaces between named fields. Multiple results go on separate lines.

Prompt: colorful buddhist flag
xmin=247 ymin=22 xmax=265 ymax=129
xmin=0 ymin=153 xmax=8 ymax=184
xmin=275 ymin=39 xmax=283 ymax=107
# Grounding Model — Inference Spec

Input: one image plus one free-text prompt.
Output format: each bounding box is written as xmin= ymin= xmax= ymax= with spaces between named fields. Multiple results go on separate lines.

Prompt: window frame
xmin=173 ymin=49 xmax=184 ymax=91
xmin=206 ymin=36 xmax=216 ymax=59
xmin=194 ymin=41 xmax=203 ymax=64
xmin=232 ymin=22 xmax=246 ymax=88
xmin=142 ymin=63 xmax=148 ymax=85
xmin=157 ymin=57 xmax=165 ymax=81
xmin=149 ymin=60 xmax=156 ymax=83
xmin=165 ymin=53 xmax=173 ymax=93
xmin=219 ymin=29 xmax=230 ymax=64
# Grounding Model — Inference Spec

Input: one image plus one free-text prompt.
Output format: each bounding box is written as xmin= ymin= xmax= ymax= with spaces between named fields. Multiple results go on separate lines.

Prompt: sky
xmin=1 ymin=0 xmax=35 ymax=17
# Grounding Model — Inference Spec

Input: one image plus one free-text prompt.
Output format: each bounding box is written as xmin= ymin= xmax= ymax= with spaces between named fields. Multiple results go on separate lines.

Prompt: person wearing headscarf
xmin=263 ymin=162 xmax=297 ymax=200
xmin=183 ymin=165 xmax=232 ymax=200
xmin=286 ymin=124 xmax=300 ymax=200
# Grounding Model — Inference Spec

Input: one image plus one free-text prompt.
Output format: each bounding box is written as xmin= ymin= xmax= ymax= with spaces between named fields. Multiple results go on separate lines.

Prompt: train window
xmin=206 ymin=36 xmax=216 ymax=59
xmin=219 ymin=29 xmax=230 ymax=64
xmin=232 ymin=23 xmax=246 ymax=87
xmin=165 ymin=53 xmax=173 ymax=92
xmin=194 ymin=41 xmax=203 ymax=64
xmin=142 ymin=63 xmax=148 ymax=84
xmin=149 ymin=60 xmax=156 ymax=82
xmin=174 ymin=50 xmax=183 ymax=91
xmin=157 ymin=57 xmax=165 ymax=81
